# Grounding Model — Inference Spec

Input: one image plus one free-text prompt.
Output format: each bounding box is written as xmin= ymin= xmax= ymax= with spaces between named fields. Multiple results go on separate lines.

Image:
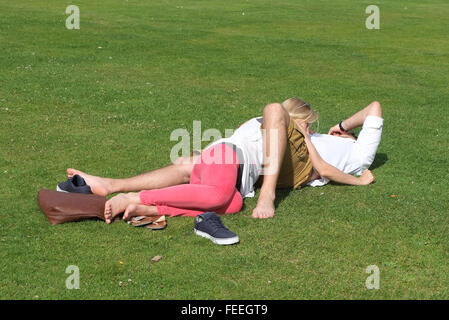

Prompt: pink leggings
xmin=139 ymin=143 xmax=243 ymax=217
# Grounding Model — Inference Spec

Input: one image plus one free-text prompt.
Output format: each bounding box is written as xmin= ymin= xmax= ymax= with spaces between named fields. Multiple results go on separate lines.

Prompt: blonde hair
xmin=281 ymin=97 xmax=318 ymax=124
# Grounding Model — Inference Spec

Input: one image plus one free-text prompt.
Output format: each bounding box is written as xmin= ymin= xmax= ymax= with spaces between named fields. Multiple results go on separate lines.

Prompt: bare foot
xmin=67 ymin=168 xmax=112 ymax=196
xmin=252 ymin=196 xmax=275 ymax=219
xmin=123 ymin=203 xmax=159 ymax=220
xmin=104 ymin=193 xmax=140 ymax=224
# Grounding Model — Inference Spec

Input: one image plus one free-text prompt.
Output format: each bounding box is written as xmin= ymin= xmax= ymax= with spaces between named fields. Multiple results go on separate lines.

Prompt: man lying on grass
xmin=66 ymin=99 xmax=382 ymax=221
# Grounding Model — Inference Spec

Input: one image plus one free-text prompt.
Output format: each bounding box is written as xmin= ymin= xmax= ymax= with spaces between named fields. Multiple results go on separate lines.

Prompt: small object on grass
xmin=151 ymin=255 xmax=162 ymax=263
xmin=194 ymin=212 xmax=239 ymax=245
xmin=37 ymin=189 xmax=106 ymax=225
xmin=128 ymin=215 xmax=152 ymax=227
xmin=146 ymin=216 xmax=166 ymax=230
xmin=56 ymin=174 xmax=92 ymax=194
xmin=129 ymin=215 xmax=167 ymax=230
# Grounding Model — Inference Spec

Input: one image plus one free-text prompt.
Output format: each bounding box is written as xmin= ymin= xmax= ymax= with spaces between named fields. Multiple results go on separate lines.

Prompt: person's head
xmin=281 ymin=98 xmax=318 ymax=129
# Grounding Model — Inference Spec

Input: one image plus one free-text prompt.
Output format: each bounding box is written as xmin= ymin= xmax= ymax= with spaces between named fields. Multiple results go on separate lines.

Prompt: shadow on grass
xmin=369 ymin=153 xmax=388 ymax=170
xmin=274 ymin=188 xmax=293 ymax=208
xmin=249 ymin=153 xmax=388 ymax=205
xmin=325 ymin=153 xmax=388 ymax=187
xmin=253 ymin=178 xmax=293 ymax=209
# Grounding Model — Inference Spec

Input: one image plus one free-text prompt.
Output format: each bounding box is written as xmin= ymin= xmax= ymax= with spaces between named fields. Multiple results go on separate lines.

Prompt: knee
xmin=208 ymin=189 xmax=234 ymax=209
xmin=368 ymin=101 xmax=382 ymax=117
xmin=224 ymin=193 xmax=243 ymax=214
xmin=264 ymin=103 xmax=284 ymax=117
xmin=173 ymin=157 xmax=194 ymax=183
xmin=263 ymin=103 xmax=289 ymax=125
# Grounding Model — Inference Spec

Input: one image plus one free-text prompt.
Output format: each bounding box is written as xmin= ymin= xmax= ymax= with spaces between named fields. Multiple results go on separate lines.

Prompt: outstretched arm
xmin=328 ymin=101 xmax=382 ymax=136
xmin=299 ymin=123 xmax=375 ymax=186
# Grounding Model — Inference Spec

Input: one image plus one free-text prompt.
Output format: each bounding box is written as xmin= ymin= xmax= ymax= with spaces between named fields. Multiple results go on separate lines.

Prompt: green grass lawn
xmin=1 ymin=0 xmax=448 ymax=299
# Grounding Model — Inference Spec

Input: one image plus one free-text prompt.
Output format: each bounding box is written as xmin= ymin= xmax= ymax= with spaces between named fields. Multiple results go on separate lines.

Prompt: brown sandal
xmin=128 ymin=215 xmax=167 ymax=230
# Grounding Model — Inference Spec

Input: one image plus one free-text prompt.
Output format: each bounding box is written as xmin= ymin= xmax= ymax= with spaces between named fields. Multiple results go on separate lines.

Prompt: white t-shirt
xmin=307 ymin=115 xmax=384 ymax=187
xmin=206 ymin=117 xmax=263 ymax=198
xmin=306 ymin=134 xmax=362 ymax=187
xmin=205 ymin=115 xmax=383 ymax=192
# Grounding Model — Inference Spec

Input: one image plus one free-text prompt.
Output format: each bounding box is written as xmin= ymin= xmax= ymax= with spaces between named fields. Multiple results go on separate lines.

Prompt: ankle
xmin=125 ymin=192 xmax=141 ymax=204
xmin=106 ymin=179 xmax=119 ymax=194
xmin=259 ymin=189 xmax=275 ymax=202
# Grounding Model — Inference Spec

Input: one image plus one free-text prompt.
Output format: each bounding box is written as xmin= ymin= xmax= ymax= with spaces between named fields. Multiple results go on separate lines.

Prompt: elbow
xmin=314 ymin=164 xmax=330 ymax=179
xmin=320 ymin=171 xmax=331 ymax=180
xmin=368 ymin=101 xmax=382 ymax=118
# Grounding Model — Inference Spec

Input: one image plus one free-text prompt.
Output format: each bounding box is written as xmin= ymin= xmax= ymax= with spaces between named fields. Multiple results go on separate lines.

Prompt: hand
xmin=328 ymin=124 xmax=345 ymax=136
xmin=252 ymin=198 xmax=275 ymax=219
xmin=297 ymin=121 xmax=311 ymax=137
xmin=359 ymin=169 xmax=375 ymax=185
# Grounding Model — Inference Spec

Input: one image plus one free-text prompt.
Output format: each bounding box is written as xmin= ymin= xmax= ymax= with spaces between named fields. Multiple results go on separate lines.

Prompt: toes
xmin=67 ymin=168 xmax=80 ymax=178
xmin=123 ymin=207 xmax=130 ymax=220
xmin=104 ymin=202 xmax=112 ymax=223
xmin=124 ymin=204 xmax=136 ymax=220
xmin=104 ymin=201 xmax=112 ymax=213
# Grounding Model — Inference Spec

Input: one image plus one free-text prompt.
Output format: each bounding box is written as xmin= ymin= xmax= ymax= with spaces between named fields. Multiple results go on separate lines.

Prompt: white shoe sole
xmin=56 ymin=185 xmax=68 ymax=192
xmin=194 ymin=229 xmax=239 ymax=245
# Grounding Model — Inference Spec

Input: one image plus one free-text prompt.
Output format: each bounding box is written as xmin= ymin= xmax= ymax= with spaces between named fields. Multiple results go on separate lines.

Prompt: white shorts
xmin=354 ymin=116 xmax=384 ymax=170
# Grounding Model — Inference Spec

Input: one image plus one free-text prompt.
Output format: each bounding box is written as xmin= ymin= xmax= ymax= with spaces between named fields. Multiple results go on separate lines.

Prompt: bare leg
xmin=67 ymin=155 xmax=197 ymax=196
xmin=104 ymin=192 xmax=141 ymax=224
xmin=252 ymin=103 xmax=289 ymax=219
xmin=123 ymin=203 xmax=159 ymax=220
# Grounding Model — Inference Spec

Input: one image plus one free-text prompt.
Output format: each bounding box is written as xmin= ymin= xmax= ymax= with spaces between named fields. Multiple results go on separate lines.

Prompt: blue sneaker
xmin=194 ymin=212 xmax=239 ymax=245
xmin=56 ymin=174 xmax=92 ymax=194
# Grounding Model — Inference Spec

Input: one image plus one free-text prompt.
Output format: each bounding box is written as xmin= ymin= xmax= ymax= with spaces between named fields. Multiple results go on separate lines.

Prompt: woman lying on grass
xmin=67 ymin=99 xmax=379 ymax=223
